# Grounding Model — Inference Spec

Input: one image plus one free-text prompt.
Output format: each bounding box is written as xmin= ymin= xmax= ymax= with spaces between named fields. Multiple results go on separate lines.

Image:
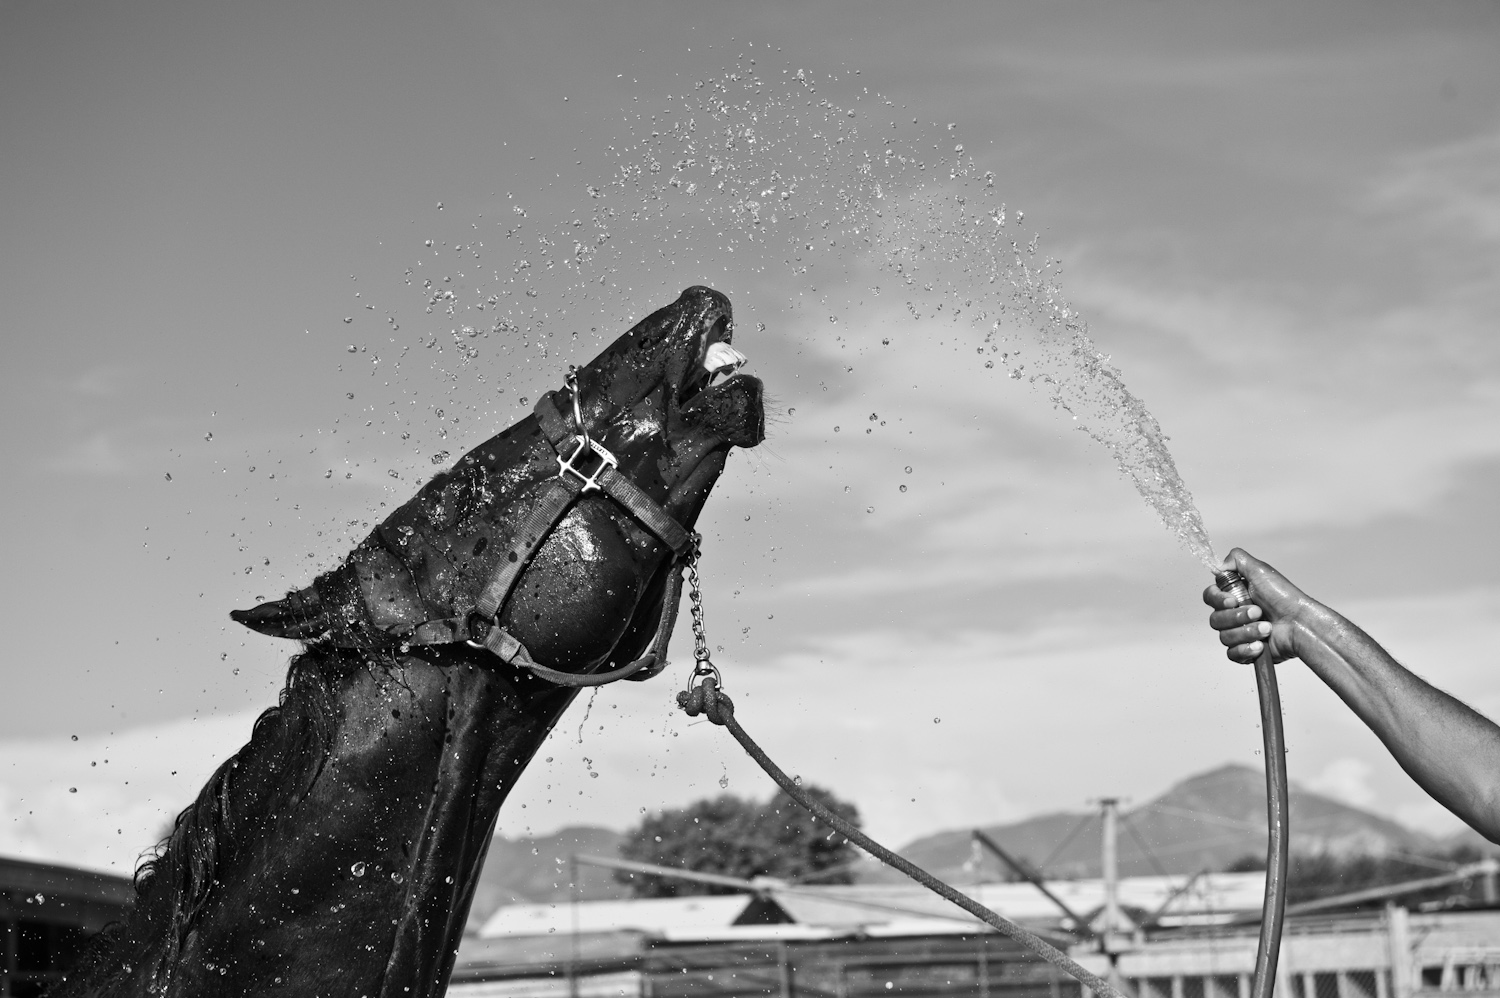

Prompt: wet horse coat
xmin=57 ymin=287 xmax=763 ymax=998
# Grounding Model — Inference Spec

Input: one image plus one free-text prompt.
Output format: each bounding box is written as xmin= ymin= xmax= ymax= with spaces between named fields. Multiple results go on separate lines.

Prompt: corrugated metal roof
xmin=479 ymin=894 xmax=764 ymax=938
xmin=477 ymin=872 xmax=1268 ymax=940
xmin=766 ymin=872 xmax=1267 ymax=930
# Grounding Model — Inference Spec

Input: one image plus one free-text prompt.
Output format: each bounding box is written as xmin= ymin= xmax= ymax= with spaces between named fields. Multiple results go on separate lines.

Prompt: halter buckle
xmin=688 ymin=657 xmax=722 ymax=692
xmin=556 ymin=435 xmax=618 ymax=493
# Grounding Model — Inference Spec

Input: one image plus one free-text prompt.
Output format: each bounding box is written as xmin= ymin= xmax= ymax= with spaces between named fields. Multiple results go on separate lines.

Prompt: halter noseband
xmin=392 ymin=378 xmax=697 ymax=687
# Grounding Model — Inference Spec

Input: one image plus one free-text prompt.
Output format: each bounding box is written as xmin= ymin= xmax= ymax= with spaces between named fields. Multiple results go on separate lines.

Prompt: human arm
xmin=1204 ymin=548 xmax=1500 ymax=843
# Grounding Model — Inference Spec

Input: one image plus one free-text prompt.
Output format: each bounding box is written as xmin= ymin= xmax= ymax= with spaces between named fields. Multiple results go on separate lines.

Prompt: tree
xmin=616 ymin=785 xmax=862 ymax=897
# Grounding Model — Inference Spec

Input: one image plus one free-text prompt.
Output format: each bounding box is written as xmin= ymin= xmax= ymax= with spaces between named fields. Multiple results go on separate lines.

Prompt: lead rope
xmin=674 ymin=552 xmax=1127 ymax=998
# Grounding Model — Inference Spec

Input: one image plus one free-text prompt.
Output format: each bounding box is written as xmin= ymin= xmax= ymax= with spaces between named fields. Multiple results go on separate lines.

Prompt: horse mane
xmin=56 ymin=643 xmax=363 ymax=996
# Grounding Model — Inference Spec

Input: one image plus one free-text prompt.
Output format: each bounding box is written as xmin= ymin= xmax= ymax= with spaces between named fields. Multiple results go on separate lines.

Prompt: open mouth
xmin=677 ymin=314 xmax=746 ymax=407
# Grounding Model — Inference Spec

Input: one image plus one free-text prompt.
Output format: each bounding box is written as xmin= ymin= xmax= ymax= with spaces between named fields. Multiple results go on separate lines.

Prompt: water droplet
xmin=343 ymin=317 xmax=353 ymax=324
xmin=71 ymin=735 xmax=78 ymax=741
xmin=391 ymin=871 xmax=404 ymax=884
xmin=347 ymin=345 xmax=358 ymax=353
xmin=351 ymin=862 xmax=366 ymax=877
xmin=899 ymin=484 xmax=907 ymax=493
xmin=792 ymin=775 xmax=803 ymax=787
xmin=589 ymin=771 xmax=599 ymax=779
xmin=430 ymin=451 xmax=449 ymax=465
xmin=787 ymin=407 xmax=796 ymax=416
xmin=519 ymin=397 xmax=529 ymax=405
xmin=866 ymin=506 xmax=874 ymax=514
xmin=933 ymin=717 xmax=941 ymax=724
xmin=834 ymin=426 xmax=840 ymax=432
xmin=69 ymin=787 xmax=77 ymax=793
xmin=346 ymin=392 xmax=355 ymax=400
xmin=424 ymin=239 xmax=433 ymax=247
xmin=828 ymin=315 xmax=838 ymax=323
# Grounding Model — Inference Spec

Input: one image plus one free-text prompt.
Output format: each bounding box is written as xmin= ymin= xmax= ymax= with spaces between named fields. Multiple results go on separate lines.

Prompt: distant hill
xmin=883 ymin=764 xmax=1465 ymax=885
xmin=465 ymin=764 xmax=1494 ymax=929
xmin=466 ymin=826 xmax=627 ymax=932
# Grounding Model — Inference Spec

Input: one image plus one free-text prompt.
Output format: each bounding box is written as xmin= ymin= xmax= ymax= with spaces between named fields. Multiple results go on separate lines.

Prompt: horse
xmin=55 ymin=286 xmax=765 ymax=998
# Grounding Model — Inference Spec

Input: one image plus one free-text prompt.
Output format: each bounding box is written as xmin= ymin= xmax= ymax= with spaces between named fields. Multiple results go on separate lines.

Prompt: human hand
xmin=1202 ymin=548 xmax=1311 ymax=665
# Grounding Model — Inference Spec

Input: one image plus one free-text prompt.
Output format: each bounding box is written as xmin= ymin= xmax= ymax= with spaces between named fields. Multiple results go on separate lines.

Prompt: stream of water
xmin=362 ymin=50 xmax=1220 ymax=573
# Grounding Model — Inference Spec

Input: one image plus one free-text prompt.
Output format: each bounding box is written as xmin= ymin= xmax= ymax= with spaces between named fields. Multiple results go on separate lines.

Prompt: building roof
xmin=765 ymin=872 xmax=1268 ymax=931
xmin=475 ymin=872 xmax=1268 ymax=944
xmin=479 ymin=893 xmax=791 ymax=938
xmin=0 ymin=854 xmax=134 ymax=906
xmin=0 ymin=854 xmax=135 ymax=933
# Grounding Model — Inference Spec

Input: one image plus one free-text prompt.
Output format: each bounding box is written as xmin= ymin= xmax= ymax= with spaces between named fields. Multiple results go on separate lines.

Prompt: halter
xmin=394 ymin=370 xmax=698 ymax=687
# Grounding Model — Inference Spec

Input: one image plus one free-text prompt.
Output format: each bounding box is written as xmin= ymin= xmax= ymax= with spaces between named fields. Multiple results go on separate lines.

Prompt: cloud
xmin=1365 ymin=129 xmax=1500 ymax=252
xmin=42 ymin=429 xmax=131 ymax=476
xmin=1306 ymin=757 xmax=1377 ymax=809
xmin=66 ymin=365 xmax=139 ymax=398
xmin=0 ymin=710 xmax=261 ymax=874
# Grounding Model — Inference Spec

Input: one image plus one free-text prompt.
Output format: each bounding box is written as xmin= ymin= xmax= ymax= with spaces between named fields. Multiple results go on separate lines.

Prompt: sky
xmin=3 ymin=0 xmax=1499 ymax=875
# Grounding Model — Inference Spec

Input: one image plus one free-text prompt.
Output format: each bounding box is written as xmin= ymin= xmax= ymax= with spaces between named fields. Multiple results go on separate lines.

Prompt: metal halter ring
xmin=556 ymin=435 xmax=618 ymax=493
xmin=564 ymin=368 xmax=589 ymax=446
xmin=689 ymin=657 xmax=722 ymax=691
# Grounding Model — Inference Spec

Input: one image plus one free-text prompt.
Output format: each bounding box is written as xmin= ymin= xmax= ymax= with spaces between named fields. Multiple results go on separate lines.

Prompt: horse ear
xmin=230 ymin=585 xmax=330 ymax=641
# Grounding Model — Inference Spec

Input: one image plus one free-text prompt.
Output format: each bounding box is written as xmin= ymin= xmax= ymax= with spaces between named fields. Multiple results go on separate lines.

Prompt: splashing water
xmin=328 ymin=49 xmax=1217 ymax=574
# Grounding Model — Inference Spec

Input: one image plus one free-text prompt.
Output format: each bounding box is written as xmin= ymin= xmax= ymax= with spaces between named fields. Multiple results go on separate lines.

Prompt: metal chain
xmin=684 ymin=547 xmax=721 ymax=690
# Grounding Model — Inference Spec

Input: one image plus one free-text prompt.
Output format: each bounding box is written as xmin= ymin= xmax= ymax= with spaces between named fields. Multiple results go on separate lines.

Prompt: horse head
xmin=232 ymin=284 xmax=764 ymax=679
xmin=57 ymin=288 xmax=763 ymax=998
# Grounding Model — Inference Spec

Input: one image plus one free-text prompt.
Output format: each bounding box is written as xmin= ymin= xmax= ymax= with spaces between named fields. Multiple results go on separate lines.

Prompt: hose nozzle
xmin=1216 ymin=569 xmax=1254 ymax=609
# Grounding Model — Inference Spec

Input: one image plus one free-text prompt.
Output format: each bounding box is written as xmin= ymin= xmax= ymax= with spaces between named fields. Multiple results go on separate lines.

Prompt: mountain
xmin=464 ymin=764 xmax=1494 ymax=929
xmin=885 ymin=764 xmax=1455 ymax=884
xmin=466 ymin=826 xmax=628 ymax=932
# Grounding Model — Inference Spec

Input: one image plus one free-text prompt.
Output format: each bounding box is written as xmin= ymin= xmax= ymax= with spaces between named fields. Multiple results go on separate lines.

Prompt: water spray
xmin=1215 ymin=568 xmax=1289 ymax=998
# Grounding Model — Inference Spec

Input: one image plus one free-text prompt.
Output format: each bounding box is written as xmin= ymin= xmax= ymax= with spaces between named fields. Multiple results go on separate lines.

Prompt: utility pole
xmin=1094 ymin=795 xmax=1136 ymax=996
xmin=1100 ymin=798 xmax=1123 ymax=943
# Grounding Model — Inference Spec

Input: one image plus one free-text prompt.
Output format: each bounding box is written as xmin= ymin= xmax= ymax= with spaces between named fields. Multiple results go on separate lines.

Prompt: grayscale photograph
xmin=2 ymin=3 xmax=1498 ymax=996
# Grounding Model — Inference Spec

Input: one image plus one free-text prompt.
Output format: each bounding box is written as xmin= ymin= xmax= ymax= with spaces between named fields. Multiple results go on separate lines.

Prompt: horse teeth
xmin=703 ymin=342 xmax=746 ymax=374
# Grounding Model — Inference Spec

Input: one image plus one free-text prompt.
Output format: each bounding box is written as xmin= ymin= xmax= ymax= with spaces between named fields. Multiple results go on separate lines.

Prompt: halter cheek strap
xmin=394 ymin=390 xmax=695 ymax=687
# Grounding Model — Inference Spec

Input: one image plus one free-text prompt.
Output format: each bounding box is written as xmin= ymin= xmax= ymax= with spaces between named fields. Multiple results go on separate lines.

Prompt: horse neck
xmin=67 ymin=647 xmax=575 ymax=998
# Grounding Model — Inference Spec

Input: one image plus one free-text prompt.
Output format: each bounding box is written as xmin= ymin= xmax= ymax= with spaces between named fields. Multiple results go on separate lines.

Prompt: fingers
xmin=1208 ymin=604 xmax=1262 ymax=629
xmin=1203 ymin=586 xmax=1270 ymax=664
xmin=1224 ymin=639 xmax=1266 ymax=664
xmin=1205 ymin=547 xmax=1305 ymax=665
xmin=1225 ymin=547 xmax=1264 ymax=576
xmin=1202 ymin=578 xmax=1268 ymax=614
xmin=1217 ymin=618 xmax=1272 ymax=649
